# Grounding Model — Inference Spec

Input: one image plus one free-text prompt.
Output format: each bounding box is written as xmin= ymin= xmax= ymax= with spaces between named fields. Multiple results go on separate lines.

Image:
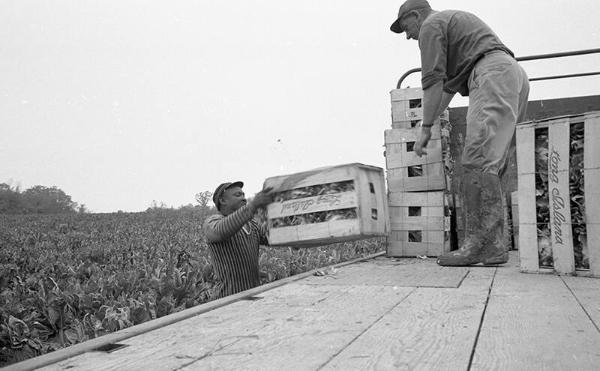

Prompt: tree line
xmin=0 ymin=183 xmax=216 ymax=215
xmin=0 ymin=183 xmax=85 ymax=214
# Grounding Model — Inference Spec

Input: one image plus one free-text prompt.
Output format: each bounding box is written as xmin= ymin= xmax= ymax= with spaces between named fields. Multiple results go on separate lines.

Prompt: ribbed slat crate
xmin=516 ymin=112 xmax=600 ymax=277
xmin=387 ymin=191 xmax=451 ymax=257
xmin=263 ymin=163 xmax=389 ymax=247
xmin=384 ymin=126 xmax=447 ymax=192
xmin=390 ymin=88 xmax=449 ymax=129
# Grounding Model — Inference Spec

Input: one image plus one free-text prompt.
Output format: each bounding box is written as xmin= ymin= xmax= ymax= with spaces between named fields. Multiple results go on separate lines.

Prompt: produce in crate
xmin=263 ymin=164 xmax=389 ymax=247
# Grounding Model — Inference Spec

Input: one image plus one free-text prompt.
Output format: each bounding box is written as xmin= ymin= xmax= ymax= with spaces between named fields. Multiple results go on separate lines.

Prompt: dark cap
xmin=390 ymin=0 xmax=431 ymax=33
xmin=212 ymin=181 xmax=244 ymax=210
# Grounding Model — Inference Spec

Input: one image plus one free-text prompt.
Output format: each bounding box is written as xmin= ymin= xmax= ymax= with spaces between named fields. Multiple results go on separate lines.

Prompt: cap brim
xmin=225 ymin=181 xmax=244 ymax=190
xmin=390 ymin=18 xmax=404 ymax=33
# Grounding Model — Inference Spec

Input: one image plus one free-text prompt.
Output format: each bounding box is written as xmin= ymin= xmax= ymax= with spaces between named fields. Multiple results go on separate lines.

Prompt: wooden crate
xmin=263 ymin=163 xmax=389 ymax=247
xmin=387 ymin=191 xmax=451 ymax=257
xmin=516 ymin=112 xmax=600 ymax=277
xmin=390 ymin=88 xmax=449 ymax=129
xmin=384 ymin=127 xmax=447 ymax=192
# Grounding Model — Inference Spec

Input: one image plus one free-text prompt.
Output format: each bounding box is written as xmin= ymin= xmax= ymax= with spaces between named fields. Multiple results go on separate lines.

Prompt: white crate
xmin=387 ymin=191 xmax=451 ymax=257
xmin=263 ymin=163 xmax=389 ymax=247
xmin=384 ymin=126 xmax=448 ymax=192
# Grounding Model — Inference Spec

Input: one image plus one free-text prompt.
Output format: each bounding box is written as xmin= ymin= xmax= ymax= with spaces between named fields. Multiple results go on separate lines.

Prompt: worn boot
xmin=437 ymin=170 xmax=485 ymax=266
xmin=479 ymin=173 xmax=509 ymax=265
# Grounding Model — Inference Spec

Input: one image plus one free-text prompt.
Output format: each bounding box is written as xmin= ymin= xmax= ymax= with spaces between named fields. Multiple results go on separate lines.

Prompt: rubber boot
xmin=437 ymin=170 xmax=484 ymax=266
xmin=479 ymin=173 xmax=509 ymax=265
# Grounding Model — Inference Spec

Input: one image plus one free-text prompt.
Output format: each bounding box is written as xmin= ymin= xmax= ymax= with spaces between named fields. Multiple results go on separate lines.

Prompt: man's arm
xmin=204 ymin=187 xmax=275 ymax=243
xmin=415 ymin=81 xmax=455 ymax=156
xmin=204 ymin=205 xmax=255 ymax=243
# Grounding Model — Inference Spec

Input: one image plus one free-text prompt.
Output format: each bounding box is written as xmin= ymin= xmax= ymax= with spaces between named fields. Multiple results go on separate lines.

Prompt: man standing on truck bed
xmin=390 ymin=0 xmax=529 ymax=266
xmin=204 ymin=181 xmax=274 ymax=298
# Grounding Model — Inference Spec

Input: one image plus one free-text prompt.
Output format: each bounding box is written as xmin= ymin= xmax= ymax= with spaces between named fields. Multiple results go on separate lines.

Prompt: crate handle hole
xmin=408 ymin=230 xmax=422 ymax=242
xmin=407 ymin=165 xmax=423 ymax=178
xmin=410 ymin=120 xmax=420 ymax=128
xmin=409 ymin=98 xmax=422 ymax=109
xmin=406 ymin=142 xmax=415 ymax=152
xmin=408 ymin=206 xmax=422 ymax=216
xmin=371 ymin=208 xmax=378 ymax=220
xmin=369 ymin=182 xmax=375 ymax=193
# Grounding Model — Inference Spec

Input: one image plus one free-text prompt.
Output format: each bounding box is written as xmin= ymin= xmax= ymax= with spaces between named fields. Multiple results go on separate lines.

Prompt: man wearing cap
xmin=390 ymin=0 xmax=529 ymax=266
xmin=203 ymin=182 xmax=274 ymax=298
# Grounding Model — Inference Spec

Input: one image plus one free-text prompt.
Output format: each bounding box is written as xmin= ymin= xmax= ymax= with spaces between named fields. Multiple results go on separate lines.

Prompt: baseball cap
xmin=390 ymin=0 xmax=431 ymax=33
xmin=213 ymin=181 xmax=244 ymax=210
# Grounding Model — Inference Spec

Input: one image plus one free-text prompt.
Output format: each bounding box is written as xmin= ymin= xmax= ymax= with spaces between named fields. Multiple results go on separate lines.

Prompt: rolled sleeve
xmin=419 ymin=22 xmax=447 ymax=90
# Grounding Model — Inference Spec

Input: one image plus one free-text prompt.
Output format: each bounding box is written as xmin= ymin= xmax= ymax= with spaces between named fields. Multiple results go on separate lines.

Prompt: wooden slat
xmin=562 ymin=276 xmax=600 ymax=329
xmin=388 ymin=191 xmax=445 ymax=207
xmin=390 ymin=87 xmax=423 ymax=102
xmin=322 ymin=268 xmax=495 ymax=370
xmin=390 ymin=217 xmax=450 ymax=232
xmin=516 ymin=125 xmax=539 ymax=272
xmin=266 ymin=191 xmax=357 ymax=218
xmin=511 ymin=190 xmax=519 ymax=250
xmin=385 ymin=141 xmax=443 ymax=168
xmin=392 ymin=105 xmax=423 ymax=122
xmin=471 ymin=267 xmax=600 ymax=370
xmin=384 ymin=127 xmax=442 ymax=143
xmin=387 ymin=165 xmax=446 ymax=192
xmin=584 ymin=112 xmax=600 ymax=277
xmin=548 ymin=118 xmax=575 ymax=274
xmin=268 ymin=219 xmax=361 ymax=246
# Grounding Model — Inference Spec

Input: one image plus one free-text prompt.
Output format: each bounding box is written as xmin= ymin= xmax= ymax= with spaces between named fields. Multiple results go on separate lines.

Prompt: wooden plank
xmin=385 ymin=127 xmax=442 ymax=143
xmin=516 ymin=125 xmax=539 ymax=273
xmin=511 ymin=190 xmax=519 ymax=250
xmin=471 ymin=266 xmax=600 ymax=370
xmin=562 ymin=276 xmax=600 ymax=330
xmin=268 ymin=219 xmax=362 ymax=246
xmin=321 ymin=268 xmax=496 ymax=371
xmin=548 ymin=119 xmax=575 ymax=274
xmin=266 ymin=191 xmax=357 ymax=218
xmin=387 ymin=165 xmax=446 ymax=192
xmin=385 ymin=141 xmax=443 ymax=168
xmin=387 ymin=239 xmax=450 ymax=257
xmin=390 ymin=87 xmax=423 ymax=102
xmin=584 ymin=113 xmax=600 ymax=277
xmin=302 ymin=257 xmax=469 ymax=288
xmin=388 ymin=191 xmax=445 ymax=207
xmin=12 ymin=252 xmax=384 ymax=371
xmin=40 ymin=283 xmax=415 ymax=371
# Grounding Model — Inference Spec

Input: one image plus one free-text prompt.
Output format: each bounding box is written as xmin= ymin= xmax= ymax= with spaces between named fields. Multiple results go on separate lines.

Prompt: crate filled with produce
xmin=516 ymin=112 xmax=600 ymax=276
xmin=263 ymin=163 xmax=389 ymax=247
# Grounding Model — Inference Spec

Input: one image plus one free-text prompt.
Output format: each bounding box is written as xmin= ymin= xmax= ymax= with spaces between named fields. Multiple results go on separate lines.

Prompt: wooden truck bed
xmin=10 ymin=252 xmax=600 ymax=371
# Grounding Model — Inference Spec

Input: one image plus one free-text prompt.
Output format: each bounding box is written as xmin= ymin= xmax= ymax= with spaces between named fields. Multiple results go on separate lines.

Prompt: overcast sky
xmin=1 ymin=0 xmax=599 ymax=212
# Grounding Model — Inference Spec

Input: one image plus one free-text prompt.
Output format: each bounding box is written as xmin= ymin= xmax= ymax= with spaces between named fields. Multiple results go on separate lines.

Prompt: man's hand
xmin=414 ymin=126 xmax=432 ymax=157
xmin=249 ymin=186 xmax=275 ymax=212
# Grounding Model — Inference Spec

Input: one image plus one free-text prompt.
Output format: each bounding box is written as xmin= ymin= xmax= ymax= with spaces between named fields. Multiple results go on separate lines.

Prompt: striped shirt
xmin=203 ymin=204 xmax=268 ymax=299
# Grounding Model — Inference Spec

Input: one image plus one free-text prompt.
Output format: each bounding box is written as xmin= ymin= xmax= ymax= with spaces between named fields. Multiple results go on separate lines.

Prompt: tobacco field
xmin=0 ymin=210 xmax=384 ymax=366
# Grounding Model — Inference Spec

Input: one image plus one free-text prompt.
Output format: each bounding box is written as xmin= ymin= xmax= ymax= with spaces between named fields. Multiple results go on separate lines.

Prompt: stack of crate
xmin=385 ymin=88 xmax=452 ymax=257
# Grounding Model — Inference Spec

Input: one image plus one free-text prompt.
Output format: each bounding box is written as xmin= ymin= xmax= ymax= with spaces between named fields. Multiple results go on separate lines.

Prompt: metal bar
xmin=528 ymin=71 xmax=600 ymax=82
xmin=396 ymin=48 xmax=600 ymax=89
xmin=515 ymin=48 xmax=600 ymax=62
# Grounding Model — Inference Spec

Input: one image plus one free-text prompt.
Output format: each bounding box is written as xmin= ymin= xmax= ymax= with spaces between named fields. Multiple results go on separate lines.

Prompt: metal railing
xmin=396 ymin=47 xmax=600 ymax=89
